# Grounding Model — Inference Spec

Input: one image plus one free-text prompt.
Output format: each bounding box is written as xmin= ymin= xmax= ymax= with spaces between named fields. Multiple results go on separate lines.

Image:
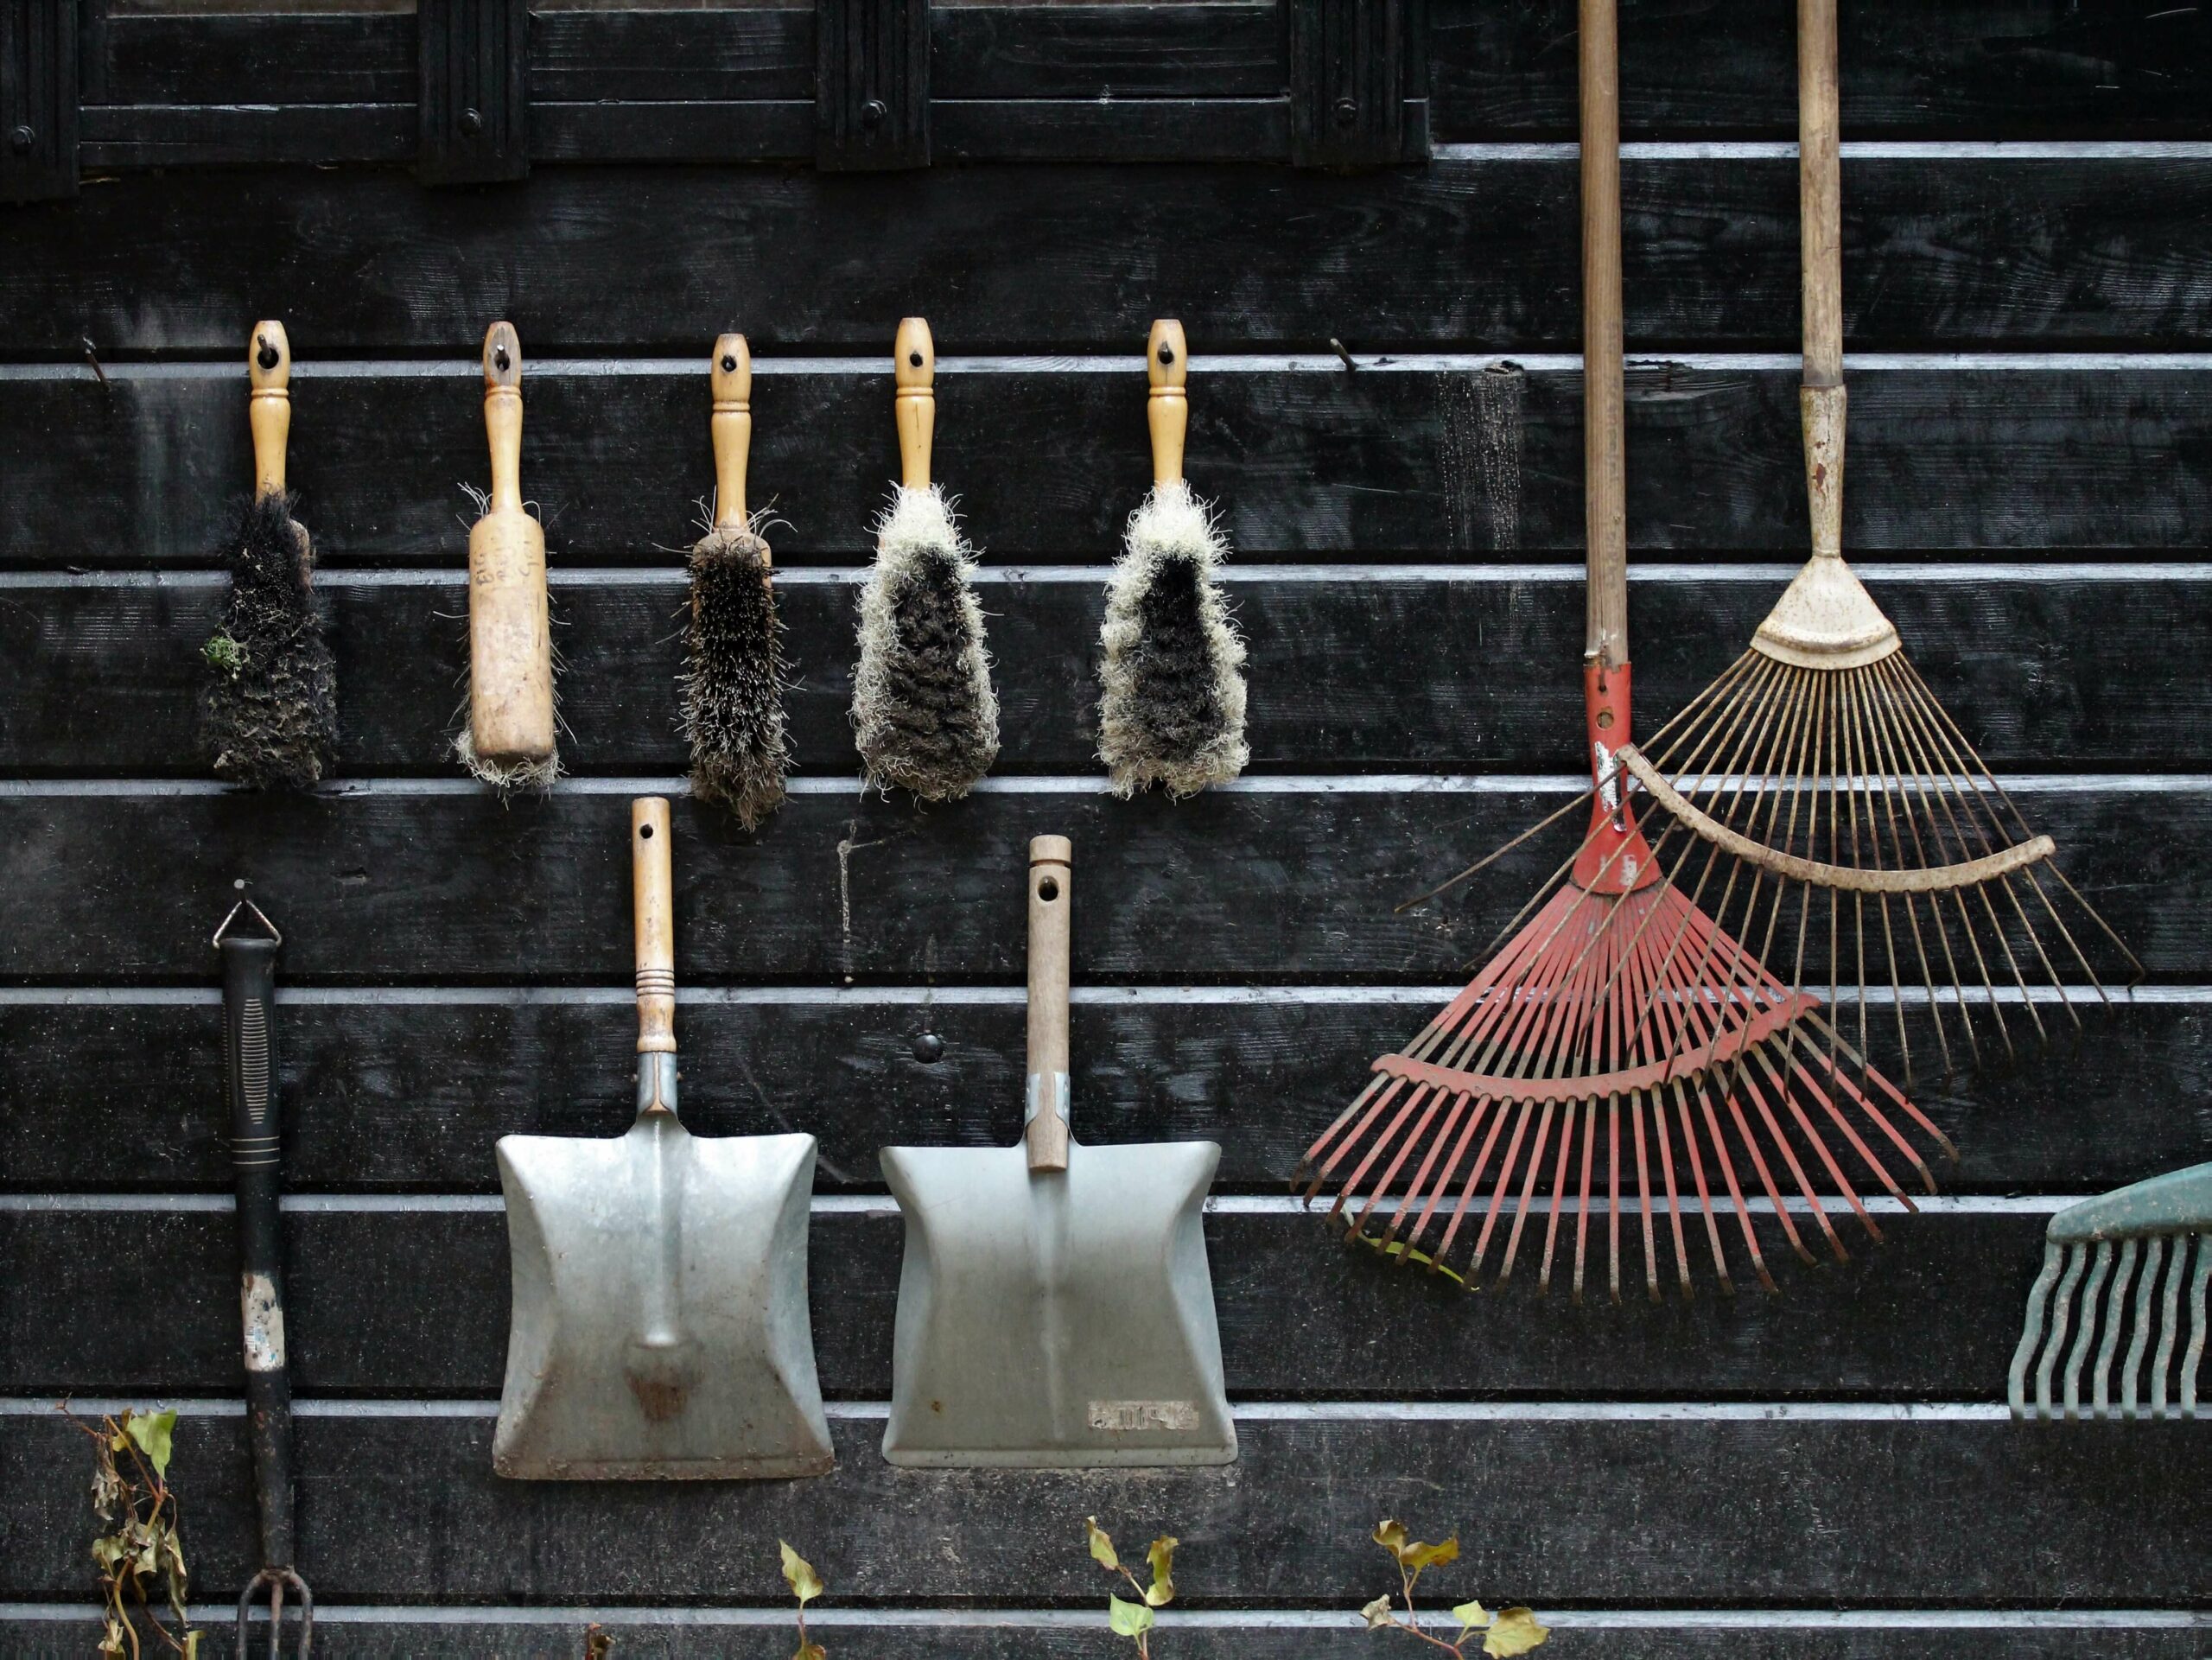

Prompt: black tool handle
xmin=219 ymin=930 xmax=296 ymax=1572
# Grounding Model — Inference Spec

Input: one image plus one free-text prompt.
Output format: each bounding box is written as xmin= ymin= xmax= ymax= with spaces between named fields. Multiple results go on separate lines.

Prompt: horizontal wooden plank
xmin=79 ymin=104 xmax=416 ymax=169
xmin=1433 ymin=0 xmax=2212 ymax=141
xmin=9 ymin=159 xmax=2211 ymax=353
xmin=0 ymin=1207 xmax=2117 ymax=1398
xmin=2 ymin=570 xmax=2196 ymax=777
xmin=86 ymin=12 xmax=417 ymax=108
xmin=4 ymin=364 xmax=2205 ymax=565
xmin=1 ymin=991 xmax=2195 ymax=1195
xmin=61 ymin=1615 xmax=2212 ymax=1660
xmin=4 ymin=1414 xmax=2209 ymax=1603
xmin=934 ymin=4 xmax=1282 ymax=101
xmin=529 ymin=8 xmax=813 ymax=104
xmin=0 ymin=785 xmax=2182 ymax=983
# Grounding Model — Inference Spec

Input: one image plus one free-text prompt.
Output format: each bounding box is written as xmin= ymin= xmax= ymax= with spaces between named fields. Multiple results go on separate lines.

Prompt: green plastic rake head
xmin=2009 ymin=1162 xmax=2212 ymax=1422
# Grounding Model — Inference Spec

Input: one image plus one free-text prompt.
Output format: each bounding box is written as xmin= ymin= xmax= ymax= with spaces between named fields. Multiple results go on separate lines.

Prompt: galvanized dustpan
xmin=880 ymin=835 xmax=1236 ymax=1466
xmin=494 ymin=797 xmax=833 ymax=1479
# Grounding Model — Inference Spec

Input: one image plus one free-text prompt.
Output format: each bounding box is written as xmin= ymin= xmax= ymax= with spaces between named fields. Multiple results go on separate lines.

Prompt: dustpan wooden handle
xmin=709 ymin=333 xmax=760 ymax=544
xmin=894 ymin=316 xmax=935 ymax=492
xmin=248 ymin=321 xmax=291 ymax=499
xmin=1025 ymin=835 xmax=1072 ymax=1173
xmin=1580 ymin=0 xmax=1627 ymax=670
xmin=632 ymin=798 xmax=677 ymax=1060
xmin=1147 ymin=319 xmax=1187 ymax=487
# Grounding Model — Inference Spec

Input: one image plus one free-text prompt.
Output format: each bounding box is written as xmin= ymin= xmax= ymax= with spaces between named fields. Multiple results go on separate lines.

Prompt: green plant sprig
xmin=780 ymin=1540 xmax=827 ymax=1660
xmin=61 ymin=1405 xmax=201 ymax=1659
xmin=1362 ymin=1519 xmax=1548 ymax=1657
xmin=1086 ymin=1517 xmax=1178 ymax=1657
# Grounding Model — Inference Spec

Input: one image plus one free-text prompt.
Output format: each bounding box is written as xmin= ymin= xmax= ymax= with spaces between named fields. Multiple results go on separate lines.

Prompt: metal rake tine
xmin=2123 ymin=1237 xmax=2164 ymax=1422
xmin=2037 ymin=1243 xmax=2088 ymax=1422
xmin=1630 ymin=1091 xmax=1661 ymax=1301
xmin=1649 ymin=1084 xmax=1694 ymax=1300
xmin=2010 ymin=1241 xmax=2064 ymax=1421
xmin=2186 ymin=1238 xmax=2210 ymax=1420
xmin=2063 ymin=1241 xmax=2115 ymax=1421
xmin=2152 ymin=1236 xmax=2187 ymax=1420
xmin=1496 ymin=1100 xmax=1561 ymax=1291
xmin=1671 ymin=1080 xmax=1734 ymax=1295
xmin=1397 ymin=789 xmax=1594 ymax=913
xmin=1535 ymin=1097 xmax=1580 ymax=1295
xmin=2094 ymin=1238 xmax=2138 ymax=1420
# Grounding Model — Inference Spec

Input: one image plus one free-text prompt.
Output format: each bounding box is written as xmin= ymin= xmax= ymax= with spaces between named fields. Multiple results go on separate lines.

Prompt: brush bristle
xmin=851 ymin=486 xmax=1000 ymax=800
xmin=200 ymin=493 xmax=339 ymax=790
xmin=1097 ymin=481 xmax=1248 ymax=798
xmin=683 ymin=526 xmax=790 ymax=830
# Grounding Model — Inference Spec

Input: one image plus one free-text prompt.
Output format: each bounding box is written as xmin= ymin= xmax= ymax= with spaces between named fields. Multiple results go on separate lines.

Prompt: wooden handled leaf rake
xmin=1616 ymin=0 xmax=2139 ymax=1086
xmin=1294 ymin=0 xmax=1958 ymax=1302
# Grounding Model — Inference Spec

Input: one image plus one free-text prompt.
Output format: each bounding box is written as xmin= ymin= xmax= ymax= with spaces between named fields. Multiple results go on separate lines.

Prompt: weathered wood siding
xmin=3 ymin=0 xmax=2209 ymax=1652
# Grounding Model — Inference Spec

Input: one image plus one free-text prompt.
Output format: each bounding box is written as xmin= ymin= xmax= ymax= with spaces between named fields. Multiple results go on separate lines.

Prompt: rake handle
xmin=248 ymin=321 xmax=291 ymax=500
xmin=1147 ymin=319 xmax=1187 ymax=487
xmin=1797 ymin=0 xmax=1847 ymax=558
xmin=632 ymin=797 xmax=679 ymax=1116
xmin=1025 ymin=835 xmax=1072 ymax=1173
xmin=709 ymin=334 xmax=759 ymax=543
xmin=894 ymin=316 xmax=935 ymax=492
xmin=1580 ymin=0 xmax=1627 ymax=668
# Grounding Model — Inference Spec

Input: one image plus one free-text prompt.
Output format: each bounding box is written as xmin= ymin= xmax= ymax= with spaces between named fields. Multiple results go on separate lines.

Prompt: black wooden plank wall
xmin=3 ymin=0 xmax=2211 ymax=1654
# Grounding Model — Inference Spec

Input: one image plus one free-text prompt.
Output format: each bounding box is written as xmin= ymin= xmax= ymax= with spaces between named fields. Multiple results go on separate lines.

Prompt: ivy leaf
xmin=1372 ymin=1519 xmax=1410 ymax=1561
xmin=779 ymin=1541 xmax=823 ymax=1605
xmin=1360 ymin=1594 xmax=1398 ymax=1630
xmin=1483 ymin=1606 xmax=1551 ymax=1657
xmin=1403 ymin=1534 xmax=1459 ymax=1572
xmin=791 ymin=1644 xmax=827 ymax=1660
xmin=125 ymin=1409 xmax=176 ymax=1480
xmin=1144 ymin=1536 xmax=1178 ymax=1606
xmin=1085 ymin=1517 xmax=1120 ymax=1572
xmin=183 ymin=1634 xmax=204 ymax=1660
xmin=1108 ymin=1595 xmax=1155 ymax=1638
xmin=1453 ymin=1600 xmax=1491 ymax=1631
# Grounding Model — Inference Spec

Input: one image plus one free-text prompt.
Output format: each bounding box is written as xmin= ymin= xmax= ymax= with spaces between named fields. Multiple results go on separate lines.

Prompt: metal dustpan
xmin=494 ymin=797 xmax=833 ymax=1479
xmin=880 ymin=835 xmax=1236 ymax=1467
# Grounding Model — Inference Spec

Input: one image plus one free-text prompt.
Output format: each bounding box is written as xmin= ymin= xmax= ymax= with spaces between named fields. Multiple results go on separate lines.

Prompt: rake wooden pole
xmin=1293 ymin=0 xmax=1954 ymax=1301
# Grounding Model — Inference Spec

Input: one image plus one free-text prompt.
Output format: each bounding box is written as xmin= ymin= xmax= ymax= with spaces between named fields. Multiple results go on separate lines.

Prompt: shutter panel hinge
xmin=1 ymin=0 xmax=77 ymax=202
xmin=817 ymin=0 xmax=929 ymax=171
xmin=1289 ymin=0 xmax=1429 ymax=169
xmin=418 ymin=0 xmax=529 ymax=185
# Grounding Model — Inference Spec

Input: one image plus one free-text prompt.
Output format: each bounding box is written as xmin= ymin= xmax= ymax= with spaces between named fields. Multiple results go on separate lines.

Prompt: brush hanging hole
xmin=721 ymin=354 xmax=736 ymax=372
xmin=495 ymin=346 xmax=511 ymax=372
xmin=1038 ymin=876 xmax=1059 ymax=902
xmin=639 ymin=824 xmax=654 ymax=840
xmin=1158 ymin=343 xmax=1174 ymax=365
xmin=909 ymin=351 xmax=923 ymax=367
xmin=257 ymin=340 xmax=280 ymax=371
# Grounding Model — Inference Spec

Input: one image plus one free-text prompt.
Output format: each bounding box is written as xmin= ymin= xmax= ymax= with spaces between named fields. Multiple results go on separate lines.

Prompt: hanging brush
xmin=1614 ymin=0 xmax=2139 ymax=1085
xmin=1097 ymin=319 xmax=1248 ymax=798
xmin=455 ymin=321 xmax=559 ymax=790
xmin=851 ymin=317 xmax=1000 ymax=801
xmin=1293 ymin=0 xmax=1955 ymax=1304
xmin=201 ymin=321 xmax=338 ymax=790
xmin=2009 ymin=1162 xmax=2210 ymax=1422
xmin=683 ymin=334 xmax=790 ymax=830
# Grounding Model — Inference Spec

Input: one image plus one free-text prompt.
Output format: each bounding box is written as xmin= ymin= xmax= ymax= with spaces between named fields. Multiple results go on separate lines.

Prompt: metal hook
xmin=237 ymin=1565 xmax=314 ymax=1657
xmin=213 ymin=880 xmax=283 ymax=949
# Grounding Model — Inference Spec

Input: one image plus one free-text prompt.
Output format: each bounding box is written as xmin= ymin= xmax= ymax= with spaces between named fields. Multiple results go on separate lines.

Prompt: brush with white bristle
xmin=851 ymin=317 xmax=1000 ymax=800
xmin=683 ymin=334 xmax=791 ymax=830
xmin=1097 ymin=319 xmax=1247 ymax=798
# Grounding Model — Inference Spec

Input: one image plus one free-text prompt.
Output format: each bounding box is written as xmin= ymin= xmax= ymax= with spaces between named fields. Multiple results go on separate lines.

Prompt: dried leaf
xmin=791 ymin=1644 xmax=827 ymax=1660
xmin=1372 ymin=1519 xmax=1409 ymax=1560
xmin=124 ymin=1409 xmax=176 ymax=1480
xmin=1144 ymin=1536 xmax=1178 ymax=1606
xmin=98 ymin=1615 xmax=125 ymax=1657
xmin=1085 ymin=1517 xmax=1120 ymax=1572
xmin=1108 ymin=1595 xmax=1155 ymax=1638
xmin=1403 ymin=1534 xmax=1459 ymax=1572
xmin=583 ymin=1621 xmax=614 ymax=1657
xmin=1360 ymin=1594 xmax=1398 ymax=1630
xmin=183 ymin=1634 xmax=204 ymax=1660
xmin=1452 ymin=1600 xmax=1491 ymax=1631
xmin=779 ymin=1541 xmax=824 ymax=1605
xmin=1484 ymin=1607 xmax=1550 ymax=1657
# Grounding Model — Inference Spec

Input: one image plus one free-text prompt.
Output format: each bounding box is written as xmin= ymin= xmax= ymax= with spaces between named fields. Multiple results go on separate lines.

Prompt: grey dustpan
xmin=494 ymin=797 xmax=833 ymax=1479
xmin=880 ymin=836 xmax=1236 ymax=1467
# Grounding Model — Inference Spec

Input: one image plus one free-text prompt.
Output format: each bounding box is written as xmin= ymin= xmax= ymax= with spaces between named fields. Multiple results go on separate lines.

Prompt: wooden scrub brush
xmin=683 ymin=334 xmax=791 ymax=829
xmin=201 ymin=321 xmax=339 ymax=790
xmin=1097 ymin=320 xmax=1248 ymax=798
xmin=851 ymin=317 xmax=1000 ymax=801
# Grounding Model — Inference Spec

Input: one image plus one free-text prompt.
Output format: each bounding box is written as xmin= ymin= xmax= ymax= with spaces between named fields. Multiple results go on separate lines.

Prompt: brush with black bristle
xmin=683 ymin=333 xmax=790 ymax=830
xmin=851 ymin=316 xmax=1000 ymax=800
xmin=1097 ymin=319 xmax=1247 ymax=798
xmin=201 ymin=321 xmax=339 ymax=790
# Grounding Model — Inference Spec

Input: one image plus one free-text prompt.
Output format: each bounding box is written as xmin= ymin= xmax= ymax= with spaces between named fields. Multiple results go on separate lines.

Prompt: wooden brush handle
xmin=709 ymin=333 xmax=760 ymax=545
xmin=632 ymin=798 xmax=677 ymax=1056
xmin=1024 ymin=835 xmax=1072 ymax=1173
xmin=467 ymin=321 xmax=556 ymax=764
xmin=894 ymin=316 xmax=935 ymax=492
xmin=248 ymin=321 xmax=291 ymax=499
xmin=1147 ymin=319 xmax=1187 ymax=487
xmin=1580 ymin=0 xmax=1628 ymax=669
xmin=1797 ymin=0 xmax=1847 ymax=558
